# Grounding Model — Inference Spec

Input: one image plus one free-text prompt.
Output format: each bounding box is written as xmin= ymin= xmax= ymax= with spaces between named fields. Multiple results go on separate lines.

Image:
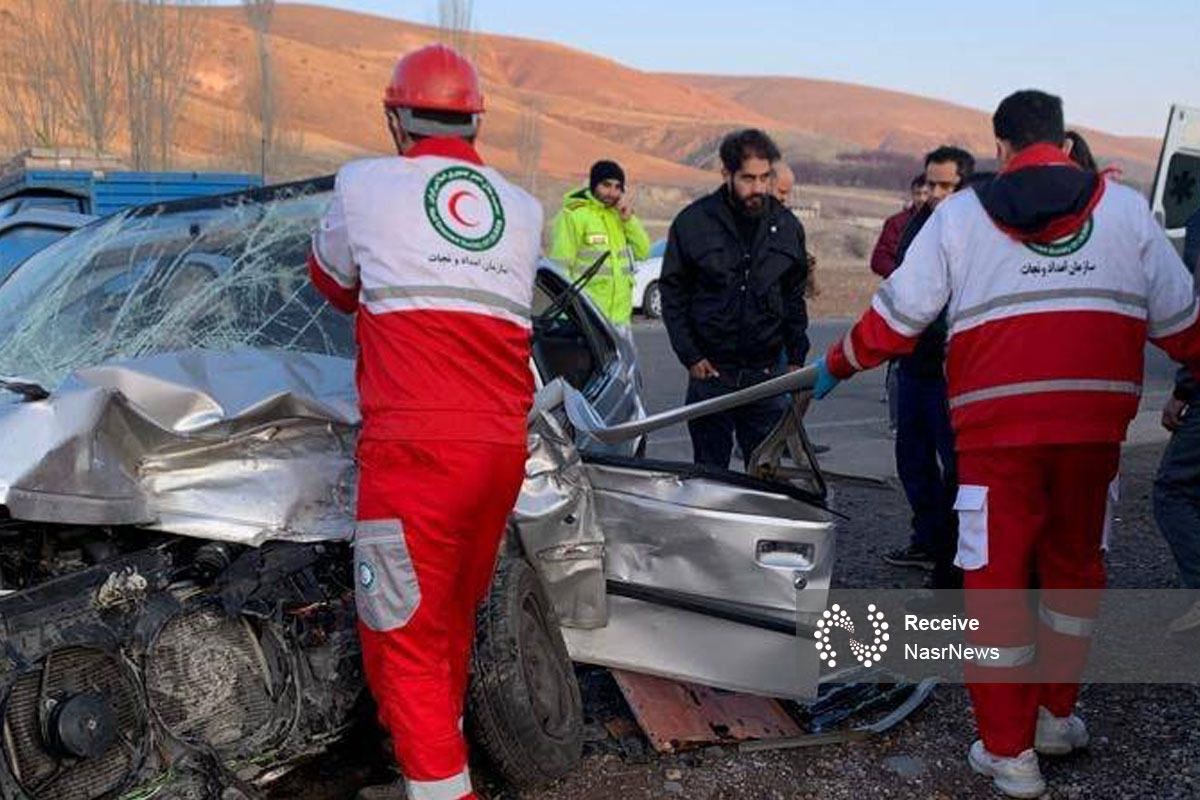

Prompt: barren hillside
xmin=670 ymin=73 xmax=1161 ymax=184
xmin=0 ymin=2 xmax=1163 ymax=190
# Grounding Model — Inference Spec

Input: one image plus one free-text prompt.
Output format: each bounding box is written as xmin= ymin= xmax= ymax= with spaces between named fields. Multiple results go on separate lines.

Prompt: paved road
xmin=631 ymin=317 xmax=1178 ymax=477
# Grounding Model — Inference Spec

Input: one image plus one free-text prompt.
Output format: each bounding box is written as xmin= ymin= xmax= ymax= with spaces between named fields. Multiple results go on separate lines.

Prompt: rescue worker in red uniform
xmin=811 ymin=90 xmax=1200 ymax=797
xmin=308 ymin=45 xmax=542 ymax=800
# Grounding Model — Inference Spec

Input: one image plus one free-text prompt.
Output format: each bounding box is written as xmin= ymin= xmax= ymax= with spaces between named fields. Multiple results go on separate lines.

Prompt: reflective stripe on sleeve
xmin=876 ymin=283 xmax=927 ymax=333
xmin=311 ymin=232 xmax=357 ymax=289
xmin=842 ymin=330 xmax=863 ymax=372
xmin=1149 ymin=297 xmax=1200 ymax=338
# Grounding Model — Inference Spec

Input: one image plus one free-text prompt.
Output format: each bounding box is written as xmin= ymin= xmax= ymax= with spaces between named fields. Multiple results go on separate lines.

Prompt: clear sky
xmin=260 ymin=1 xmax=1199 ymax=137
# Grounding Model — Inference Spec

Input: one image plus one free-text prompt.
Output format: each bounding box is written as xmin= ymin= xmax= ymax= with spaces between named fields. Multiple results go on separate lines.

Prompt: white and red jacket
xmin=827 ymin=145 xmax=1200 ymax=451
xmin=308 ymin=138 xmax=543 ymax=446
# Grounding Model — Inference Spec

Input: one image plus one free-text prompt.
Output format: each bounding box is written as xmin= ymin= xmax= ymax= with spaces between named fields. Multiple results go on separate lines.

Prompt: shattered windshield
xmin=0 ymin=178 xmax=353 ymax=390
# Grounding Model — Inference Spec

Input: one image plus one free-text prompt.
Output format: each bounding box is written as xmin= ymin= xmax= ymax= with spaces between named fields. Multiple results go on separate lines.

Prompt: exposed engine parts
xmin=2 ymin=647 xmax=146 ymax=800
xmin=0 ymin=528 xmax=363 ymax=800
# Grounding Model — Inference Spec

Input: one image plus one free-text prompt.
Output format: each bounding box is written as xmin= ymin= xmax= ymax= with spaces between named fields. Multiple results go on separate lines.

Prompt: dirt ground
xmin=806 ymin=256 xmax=879 ymax=320
xmin=272 ymin=443 xmax=1200 ymax=800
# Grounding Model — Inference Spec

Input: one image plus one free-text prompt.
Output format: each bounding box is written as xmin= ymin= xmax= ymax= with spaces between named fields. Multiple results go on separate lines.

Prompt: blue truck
xmin=0 ymin=149 xmax=262 ymax=284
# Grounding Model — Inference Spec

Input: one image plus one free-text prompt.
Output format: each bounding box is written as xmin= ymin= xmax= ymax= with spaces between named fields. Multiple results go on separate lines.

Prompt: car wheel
xmin=643 ymin=281 xmax=662 ymax=319
xmin=467 ymin=554 xmax=583 ymax=788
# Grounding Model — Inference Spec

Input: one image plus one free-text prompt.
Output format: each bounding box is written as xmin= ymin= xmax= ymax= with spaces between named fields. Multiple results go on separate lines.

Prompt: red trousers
xmin=958 ymin=444 xmax=1119 ymax=757
xmin=355 ymin=440 xmax=527 ymax=800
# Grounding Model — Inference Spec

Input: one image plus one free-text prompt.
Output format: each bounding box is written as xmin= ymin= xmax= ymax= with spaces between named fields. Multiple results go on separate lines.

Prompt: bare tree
xmin=212 ymin=109 xmax=257 ymax=174
xmin=144 ymin=1 xmax=203 ymax=169
xmin=2 ymin=0 xmax=198 ymax=165
xmin=438 ymin=0 xmax=475 ymax=58
xmin=0 ymin=0 xmax=67 ymax=149
xmin=242 ymin=0 xmax=276 ymax=178
xmin=59 ymin=0 xmax=123 ymax=153
xmin=516 ymin=97 xmax=544 ymax=195
xmin=122 ymin=2 xmax=154 ymax=167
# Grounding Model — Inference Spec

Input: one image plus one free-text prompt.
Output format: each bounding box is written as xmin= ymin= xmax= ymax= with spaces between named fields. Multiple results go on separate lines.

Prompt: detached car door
xmin=519 ymin=401 xmax=834 ymax=700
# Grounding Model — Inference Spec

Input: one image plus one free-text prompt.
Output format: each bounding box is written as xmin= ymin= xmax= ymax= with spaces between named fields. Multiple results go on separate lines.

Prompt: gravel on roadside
xmin=515 ymin=442 xmax=1200 ymax=800
xmin=273 ymin=442 xmax=1200 ymax=800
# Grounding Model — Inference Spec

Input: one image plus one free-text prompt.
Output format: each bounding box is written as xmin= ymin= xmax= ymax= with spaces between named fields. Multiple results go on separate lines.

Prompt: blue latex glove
xmin=812 ymin=355 xmax=841 ymax=399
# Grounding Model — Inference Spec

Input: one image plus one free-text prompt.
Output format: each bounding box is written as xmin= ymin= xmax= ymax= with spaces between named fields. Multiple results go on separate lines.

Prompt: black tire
xmin=467 ymin=555 xmax=583 ymax=788
xmin=643 ymin=281 xmax=662 ymax=319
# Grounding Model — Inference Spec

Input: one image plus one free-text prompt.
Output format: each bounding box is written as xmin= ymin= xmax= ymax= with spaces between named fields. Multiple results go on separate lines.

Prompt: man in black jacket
xmin=660 ymin=128 xmax=809 ymax=469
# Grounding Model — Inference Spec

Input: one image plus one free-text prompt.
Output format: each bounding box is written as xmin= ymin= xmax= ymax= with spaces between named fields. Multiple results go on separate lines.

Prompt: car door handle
xmin=756 ymin=540 xmax=815 ymax=570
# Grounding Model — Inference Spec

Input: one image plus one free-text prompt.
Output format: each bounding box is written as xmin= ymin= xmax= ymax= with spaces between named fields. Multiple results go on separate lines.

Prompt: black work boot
xmin=356 ymin=782 xmax=407 ymax=800
xmin=905 ymin=588 xmax=965 ymax=617
xmin=882 ymin=544 xmax=936 ymax=570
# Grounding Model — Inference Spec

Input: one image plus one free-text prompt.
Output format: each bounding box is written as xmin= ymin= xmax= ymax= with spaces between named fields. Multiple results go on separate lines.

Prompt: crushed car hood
xmin=0 ymin=348 xmax=360 ymax=544
xmin=0 ymin=347 xmax=837 ymax=699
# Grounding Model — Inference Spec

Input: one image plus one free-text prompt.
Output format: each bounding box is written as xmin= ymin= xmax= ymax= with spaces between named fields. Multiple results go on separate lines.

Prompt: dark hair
xmin=910 ymin=173 xmax=927 ymax=190
xmin=719 ymin=129 xmax=781 ymax=173
xmin=965 ymin=170 xmax=996 ymax=188
xmin=388 ymin=107 xmax=477 ymax=143
xmin=924 ymin=146 xmax=975 ymax=181
xmin=413 ymin=108 xmax=474 ymax=127
xmin=1064 ymin=130 xmax=1097 ymax=172
xmin=993 ymin=90 xmax=1065 ymax=150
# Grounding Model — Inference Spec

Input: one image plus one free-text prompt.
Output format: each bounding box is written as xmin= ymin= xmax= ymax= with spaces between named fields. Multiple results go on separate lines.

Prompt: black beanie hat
xmin=589 ymin=160 xmax=625 ymax=192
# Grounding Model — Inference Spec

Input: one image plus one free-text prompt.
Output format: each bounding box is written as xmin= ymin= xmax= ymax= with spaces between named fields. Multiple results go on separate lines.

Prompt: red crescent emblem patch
xmin=448 ymin=190 xmax=479 ymax=228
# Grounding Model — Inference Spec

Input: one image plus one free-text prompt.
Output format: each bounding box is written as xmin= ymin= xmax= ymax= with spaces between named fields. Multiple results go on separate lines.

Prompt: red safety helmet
xmin=383 ymin=44 xmax=484 ymax=114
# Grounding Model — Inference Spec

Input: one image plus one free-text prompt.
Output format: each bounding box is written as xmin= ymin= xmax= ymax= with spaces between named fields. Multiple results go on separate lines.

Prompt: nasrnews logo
xmin=813 ymin=603 xmax=888 ymax=669
xmin=814 ymin=602 xmax=1002 ymax=667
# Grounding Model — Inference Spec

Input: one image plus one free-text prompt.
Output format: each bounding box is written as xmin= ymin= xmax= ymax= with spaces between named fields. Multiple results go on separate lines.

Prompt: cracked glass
xmin=0 ymin=178 xmax=352 ymax=389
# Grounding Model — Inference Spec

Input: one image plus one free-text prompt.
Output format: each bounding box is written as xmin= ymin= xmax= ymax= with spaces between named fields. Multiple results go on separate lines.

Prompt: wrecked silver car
xmin=0 ymin=178 xmax=835 ymax=799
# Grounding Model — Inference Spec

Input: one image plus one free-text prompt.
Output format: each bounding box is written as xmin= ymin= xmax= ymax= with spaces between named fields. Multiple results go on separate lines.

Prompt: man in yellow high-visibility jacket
xmin=549 ymin=160 xmax=651 ymax=337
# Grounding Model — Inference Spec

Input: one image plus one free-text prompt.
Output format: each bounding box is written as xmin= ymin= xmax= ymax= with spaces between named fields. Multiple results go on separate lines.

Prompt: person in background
xmin=873 ymin=173 xmax=929 ymax=433
xmin=1064 ymin=130 xmax=1098 ymax=171
xmin=773 ymin=160 xmax=796 ymax=207
xmin=770 ymin=160 xmax=820 ymax=426
xmin=882 ymin=147 xmax=975 ymax=579
xmin=871 ymin=173 xmax=929 ymax=279
xmin=1155 ymin=203 xmax=1200 ymax=634
xmin=773 ymin=161 xmax=819 ymax=299
xmin=549 ymin=160 xmax=652 ymax=348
